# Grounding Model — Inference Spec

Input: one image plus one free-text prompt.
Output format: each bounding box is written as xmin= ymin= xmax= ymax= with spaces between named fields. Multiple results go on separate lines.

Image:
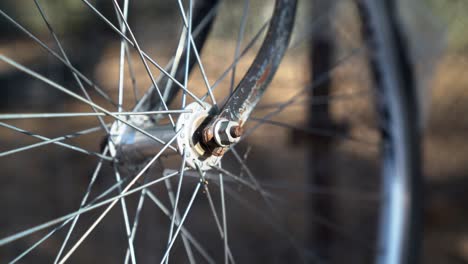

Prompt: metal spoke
xmin=0 ymin=55 xmax=177 ymax=152
xmin=12 ymin=147 xmax=109 ymax=264
xmin=249 ymin=180 xmax=379 ymax=202
xmin=222 ymin=184 xmax=311 ymax=262
xmin=123 ymin=174 xmax=147 ymax=264
xmin=144 ymin=189 xmax=215 ymax=264
xmin=203 ymin=5 xmax=343 ymax=104
xmin=164 ymin=148 xmax=195 ymax=264
xmin=238 ymin=146 xmax=252 ymax=180
xmin=195 ymin=165 xmax=235 ymax=264
xmin=0 ymin=169 xmax=179 ymax=248
xmin=204 ymin=186 xmax=235 ymax=263
xmin=0 ymin=9 xmax=117 ymax=106
xmin=163 ymin=174 xmax=196 ymax=264
xmin=219 ymin=165 xmax=230 ymax=264
xmin=181 ymin=0 xmax=192 ymax=108
xmin=126 ymin=44 xmax=139 ymax=104
xmin=229 ymin=0 xmax=250 ymax=94
xmin=0 ymin=110 xmax=191 ymax=120
xmin=159 ymin=183 xmax=201 ymax=264
xmin=33 ymin=0 xmax=111 ymax=135
xmin=249 ymin=117 xmax=378 ymax=146
xmin=133 ymin=2 xmax=220 ymax=112
xmin=0 ymin=122 xmax=111 ymax=160
xmin=112 ymin=0 xmax=176 ymax=127
xmin=256 ymin=89 xmax=372 ymax=110
xmin=231 ymin=148 xmax=283 ymax=222
xmin=202 ymin=20 xmax=270 ymax=102
xmin=116 ymin=0 xmax=130 ymax=115
xmin=176 ymin=0 xmax=217 ymax=107
xmin=53 ymin=146 xmax=110 ymax=262
xmin=241 ymin=48 xmax=363 ymax=139
xmin=56 ymin=128 xmax=182 ymax=263
xmin=165 ymin=27 xmax=188 ymax=106
xmin=113 ymin=164 xmax=137 ymax=264
xmin=211 ymin=165 xmax=279 ymax=201
xmin=80 ymin=0 xmax=205 ymax=107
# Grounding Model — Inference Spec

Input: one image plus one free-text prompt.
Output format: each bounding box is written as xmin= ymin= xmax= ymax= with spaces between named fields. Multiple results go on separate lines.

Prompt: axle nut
xmin=213 ymin=119 xmax=242 ymax=147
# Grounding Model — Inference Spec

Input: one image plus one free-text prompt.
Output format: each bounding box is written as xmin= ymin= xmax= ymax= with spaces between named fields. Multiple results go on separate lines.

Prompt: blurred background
xmin=0 ymin=0 xmax=467 ymax=263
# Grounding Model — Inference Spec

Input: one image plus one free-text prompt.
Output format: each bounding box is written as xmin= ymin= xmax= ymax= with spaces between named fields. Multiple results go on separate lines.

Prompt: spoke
xmin=0 ymin=110 xmax=191 ymax=120
xmin=116 ymin=0 xmax=130 ymax=115
xmin=113 ymin=164 xmax=137 ymax=264
xmin=124 ymin=174 xmax=147 ymax=264
xmin=33 ymin=0 xmax=111 ymax=135
xmin=206 ymin=2 xmax=330 ymax=104
xmin=221 ymin=184 xmax=309 ymax=262
xmin=163 ymin=174 xmax=196 ymax=264
xmin=0 ymin=55 xmax=177 ymax=152
xmin=229 ymin=0 xmax=250 ymax=94
xmin=56 ymin=128 xmax=182 ymax=263
xmin=241 ymin=48 xmax=363 ymax=139
xmin=219 ymin=165 xmax=230 ymax=264
xmin=230 ymin=148 xmax=284 ymax=224
xmin=126 ymin=44 xmax=139 ymax=104
xmin=144 ymin=189 xmax=215 ymax=264
xmin=204 ymin=186 xmax=235 ymax=263
xmin=202 ymin=20 xmax=270 ymax=102
xmin=194 ymin=166 xmax=222 ymax=236
xmin=249 ymin=117 xmax=378 ymax=146
xmin=195 ymin=165 xmax=235 ymax=264
xmin=0 ymin=9 xmax=117 ymax=106
xmin=211 ymin=166 xmax=262 ymax=196
xmin=203 ymin=3 xmax=355 ymax=106
xmin=165 ymin=27 xmax=188 ymax=106
xmin=80 ymin=0 xmax=205 ymax=107
xmin=254 ymin=181 xmax=379 ymax=202
xmin=176 ymin=0 xmax=217 ymax=106
xmin=159 ymin=183 xmax=201 ymax=264
xmin=181 ymin=0 xmax=192 ymax=108
xmin=238 ymin=146 xmax=252 ymax=180
xmin=112 ymin=0 xmax=176 ymax=127
xmin=133 ymin=2 xmax=220 ymax=112
xmin=0 ymin=122 xmax=111 ymax=160
xmin=53 ymin=146 xmax=110 ymax=263
xmin=12 ymin=147 xmax=109 ymax=264
xmin=256 ymin=89 xmax=372 ymax=110
xmin=0 ymin=168 xmax=174 ymax=248
xmin=287 ymin=5 xmax=334 ymax=51
xmin=165 ymin=148 xmax=195 ymax=264
xmin=168 ymin=149 xmax=187 ymax=243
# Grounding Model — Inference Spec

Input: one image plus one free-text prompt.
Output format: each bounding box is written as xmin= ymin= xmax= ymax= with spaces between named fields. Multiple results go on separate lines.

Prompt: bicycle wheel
xmin=0 ymin=0 xmax=421 ymax=263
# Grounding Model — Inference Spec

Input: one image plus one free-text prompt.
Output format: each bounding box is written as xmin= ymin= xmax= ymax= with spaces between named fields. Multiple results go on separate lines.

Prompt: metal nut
xmin=213 ymin=119 xmax=242 ymax=147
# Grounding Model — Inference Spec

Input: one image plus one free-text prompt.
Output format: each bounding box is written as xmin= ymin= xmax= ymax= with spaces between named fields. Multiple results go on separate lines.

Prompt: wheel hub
xmin=176 ymin=102 xmax=221 ymax=170
xmin=107 ymin=102 xmax=243 ymax=170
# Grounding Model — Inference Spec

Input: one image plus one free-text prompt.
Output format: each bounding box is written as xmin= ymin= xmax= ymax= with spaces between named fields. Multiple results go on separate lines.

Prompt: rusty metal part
xmin=201 ymin=0 xmax=297 ymax=137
